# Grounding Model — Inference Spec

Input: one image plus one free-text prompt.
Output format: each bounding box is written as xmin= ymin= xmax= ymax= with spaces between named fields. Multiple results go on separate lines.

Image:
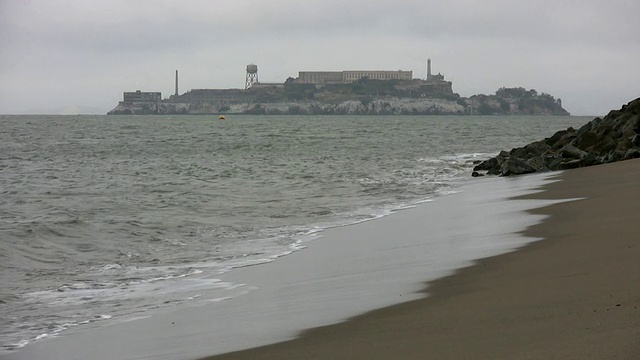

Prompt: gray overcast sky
xmin=1 ymin=0 xmax=638 ymax=115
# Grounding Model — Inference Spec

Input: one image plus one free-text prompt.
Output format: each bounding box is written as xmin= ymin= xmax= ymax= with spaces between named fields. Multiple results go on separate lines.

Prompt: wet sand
xmin=205 ymin=159 xmax=640 ymax=360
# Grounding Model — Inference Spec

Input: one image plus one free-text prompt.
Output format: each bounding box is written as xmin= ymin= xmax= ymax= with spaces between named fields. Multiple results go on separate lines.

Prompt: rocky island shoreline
xmin=107 ymin=66 xmax=569 ymax=116
xmin=473 ymin=97 xmax=640 ymax=176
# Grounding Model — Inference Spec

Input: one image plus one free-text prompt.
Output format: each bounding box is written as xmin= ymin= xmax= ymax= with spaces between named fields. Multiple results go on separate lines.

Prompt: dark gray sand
xmin=206 ymin=159 xmax=640 ymax=360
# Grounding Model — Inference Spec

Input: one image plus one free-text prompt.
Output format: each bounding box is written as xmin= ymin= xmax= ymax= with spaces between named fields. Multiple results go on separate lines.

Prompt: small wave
xmin=206 ymin=296 xmax=234 ymax=303
xmin=435 ymin=189 xmax=462 ymax=196
xmin=438 ymin=152 xmax=496 ymax=162
xmin=2 ymin=314 xmax=113 ymax=354
xmin=3 ymin=339 xmax=30 ymax=351
xmin=53 ymin=217 xmax=84 ymax=225
xmin=309 ymin=209 xmax=333 ymax=216
xmin=95 ymin=263 xmax=123 ymax=272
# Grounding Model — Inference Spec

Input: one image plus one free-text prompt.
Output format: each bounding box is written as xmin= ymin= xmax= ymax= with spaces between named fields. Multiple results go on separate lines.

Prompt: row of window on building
xmin=123 ymin=90 xmax=162 ymax=103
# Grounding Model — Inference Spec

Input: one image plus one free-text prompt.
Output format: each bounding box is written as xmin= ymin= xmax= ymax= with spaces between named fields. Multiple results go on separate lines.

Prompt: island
xmin=107 ymin=62 xmax=569 ymax=116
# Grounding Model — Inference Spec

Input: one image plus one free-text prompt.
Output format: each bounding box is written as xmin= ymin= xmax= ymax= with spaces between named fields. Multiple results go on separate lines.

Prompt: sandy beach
xmin=2 ymin=157 xmax=638 ymax=360
xmin=205 ymin=158 xmax=640 ymax=360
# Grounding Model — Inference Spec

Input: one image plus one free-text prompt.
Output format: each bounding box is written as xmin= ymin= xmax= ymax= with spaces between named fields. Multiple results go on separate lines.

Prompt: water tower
xmin=245 ymin=64 xmax=258 ymax=89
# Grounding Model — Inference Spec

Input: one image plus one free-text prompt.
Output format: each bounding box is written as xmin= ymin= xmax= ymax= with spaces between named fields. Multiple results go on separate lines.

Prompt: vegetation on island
xmin=464 ymin=87 xmax=566 ymax=116
xmin=278 ymin=77 xmax=459 ymax=102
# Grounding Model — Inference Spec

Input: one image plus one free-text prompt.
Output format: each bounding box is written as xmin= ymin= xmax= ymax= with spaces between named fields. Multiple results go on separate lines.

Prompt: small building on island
xmin=122 ymin=90 xmax=161 ymax=104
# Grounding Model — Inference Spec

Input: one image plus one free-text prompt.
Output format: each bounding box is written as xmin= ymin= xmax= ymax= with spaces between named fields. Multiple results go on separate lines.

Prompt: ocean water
xmin=0 ymin=114 xmax=591 ymax=353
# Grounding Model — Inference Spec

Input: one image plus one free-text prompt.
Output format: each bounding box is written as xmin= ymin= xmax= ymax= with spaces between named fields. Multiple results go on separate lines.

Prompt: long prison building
xmin=297 ymin=70 xmax=412 ymax=84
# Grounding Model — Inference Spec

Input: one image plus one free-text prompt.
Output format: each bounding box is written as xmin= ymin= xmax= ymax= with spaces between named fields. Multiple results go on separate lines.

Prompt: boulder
xmin=573 ymin=130 xmax=598 ymax=150
xmin=559 ymin=144 xmax=588 ymax=159
xmin=544 ymin=127 xmax=577 ymax=149
xmin=499 ymin=157 xmax=538 ymax=176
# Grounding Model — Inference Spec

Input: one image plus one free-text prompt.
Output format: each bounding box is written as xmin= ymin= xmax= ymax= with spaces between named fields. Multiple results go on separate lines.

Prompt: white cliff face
xmin=259 ymin=98 xmax=464 ymax=115
xmin=369 ymin=98 xmax=465 ymax=114
xmin=334 ymin=100 xmax=367 ymax=114
xmin=107 ymin=102 xmax=192 ymax=115
xmin=108 ymin=98 xmax=465 ymax=115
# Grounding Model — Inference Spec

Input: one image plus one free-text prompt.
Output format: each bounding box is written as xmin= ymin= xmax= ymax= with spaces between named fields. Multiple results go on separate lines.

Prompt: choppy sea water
xmin=0 ymin=114 xmax=591 ymax=353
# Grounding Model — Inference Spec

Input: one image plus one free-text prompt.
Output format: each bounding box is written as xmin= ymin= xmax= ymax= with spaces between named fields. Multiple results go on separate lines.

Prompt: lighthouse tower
xmin=426 ymin=58 xmax=432 ymax=81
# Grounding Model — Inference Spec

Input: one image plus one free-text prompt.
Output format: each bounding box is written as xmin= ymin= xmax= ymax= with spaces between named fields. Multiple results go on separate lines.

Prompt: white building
xmin=297 ymin=70 xmax=412 ymax=84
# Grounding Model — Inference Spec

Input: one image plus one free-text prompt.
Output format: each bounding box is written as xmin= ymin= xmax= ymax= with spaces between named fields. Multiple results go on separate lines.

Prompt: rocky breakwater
xmin=472 ymin=98 xmax=640 ymax=176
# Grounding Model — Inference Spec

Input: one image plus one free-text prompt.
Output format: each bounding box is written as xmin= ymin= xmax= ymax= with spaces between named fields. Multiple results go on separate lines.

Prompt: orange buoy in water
xmin=218 ymin=115 xmax=226 ymax=120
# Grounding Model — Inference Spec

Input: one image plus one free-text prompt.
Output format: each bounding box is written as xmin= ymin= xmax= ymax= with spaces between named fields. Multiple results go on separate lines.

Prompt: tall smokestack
xmin=175 ymin=70 xmax=179 ymax=96
xmin=427 ymin=58 xmax=432 ymax=80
